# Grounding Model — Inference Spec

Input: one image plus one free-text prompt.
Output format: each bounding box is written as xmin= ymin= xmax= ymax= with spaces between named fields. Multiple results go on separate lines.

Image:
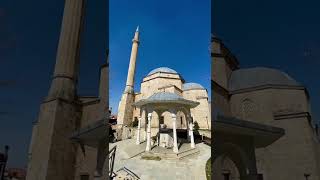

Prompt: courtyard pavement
xmin=109 ymin=139 xmax=211 ymax=180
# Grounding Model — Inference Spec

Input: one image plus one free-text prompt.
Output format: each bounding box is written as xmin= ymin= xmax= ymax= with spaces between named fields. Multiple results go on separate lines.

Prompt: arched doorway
xmin=213 ymin=142 xmax=254 ymax=180
xmin=213 ymin=155 xmax=240 ymax=180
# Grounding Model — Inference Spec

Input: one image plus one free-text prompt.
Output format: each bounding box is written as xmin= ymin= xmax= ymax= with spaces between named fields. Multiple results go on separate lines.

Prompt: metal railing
xmin=108 ymin=145 xmax=117 ymax=179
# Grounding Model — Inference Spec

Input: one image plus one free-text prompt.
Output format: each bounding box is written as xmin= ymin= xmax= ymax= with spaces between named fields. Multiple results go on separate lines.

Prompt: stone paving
xmin=110 ymin=139 xmax=211 ymax=180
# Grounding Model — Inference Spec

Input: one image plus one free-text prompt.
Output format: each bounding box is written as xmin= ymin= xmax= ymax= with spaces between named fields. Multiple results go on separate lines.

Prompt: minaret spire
xmin=117 ymin=27 xmax=141 ymax=127
xmin=124 ymin=26 xmax=140 ymax=93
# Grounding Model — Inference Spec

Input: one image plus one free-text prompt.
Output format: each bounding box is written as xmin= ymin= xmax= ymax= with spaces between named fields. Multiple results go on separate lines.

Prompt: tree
xmin=130 ymin=118 xmax=139 ymax=127
xmin=193 ymin=121 xmax=200 ymax=131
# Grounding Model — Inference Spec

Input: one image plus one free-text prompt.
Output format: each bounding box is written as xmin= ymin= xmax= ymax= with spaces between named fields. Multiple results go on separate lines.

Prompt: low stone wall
xmin=197 ymin=129 xmax=211 ymax=138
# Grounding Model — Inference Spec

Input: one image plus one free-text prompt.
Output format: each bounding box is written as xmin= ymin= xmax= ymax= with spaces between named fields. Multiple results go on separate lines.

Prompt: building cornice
xmin=142 ymin=76 xmax=183 ymax=83
xmin=230 ymin=84 xmax=306 ymax=95
xmin=274 ymin=111 xmax=311 ymax=120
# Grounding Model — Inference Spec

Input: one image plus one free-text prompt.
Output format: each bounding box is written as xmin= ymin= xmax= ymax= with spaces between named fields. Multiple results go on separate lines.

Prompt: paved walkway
xmin=110 ymin=139 xmax=211 ymax=180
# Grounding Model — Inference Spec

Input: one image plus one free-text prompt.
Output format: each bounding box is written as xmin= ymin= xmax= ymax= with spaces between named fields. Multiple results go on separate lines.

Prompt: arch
xmin=213 ymin=142 xmax=256 ymax=179
xmin=176 ymin=110 xmax=188 ymax=129
xmin=213 ymin=155 xmax=240 ymax=180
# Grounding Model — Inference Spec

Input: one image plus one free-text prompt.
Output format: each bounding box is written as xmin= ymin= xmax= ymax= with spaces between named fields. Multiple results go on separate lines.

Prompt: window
xmin=222 ymin=172 xmax=230 ymax=180
xmin=80 ymin=174 xmax=89 ymax=180
xmin=180 ymin=117 xmax=183 ymax=125
xmin=159 ymin=116 xmax=164 ymax=124
xmin=258 ymin=174 xmax=264 ymax=180
xmin=304 ymin=173 xmax=311 ymax=180
xmin=241 ymin=99 xmax=255 ymax=120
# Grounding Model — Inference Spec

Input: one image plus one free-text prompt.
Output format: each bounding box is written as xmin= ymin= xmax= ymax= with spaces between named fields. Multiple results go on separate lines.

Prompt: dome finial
xmin=136 ymin=25 xmax=139 ymax=32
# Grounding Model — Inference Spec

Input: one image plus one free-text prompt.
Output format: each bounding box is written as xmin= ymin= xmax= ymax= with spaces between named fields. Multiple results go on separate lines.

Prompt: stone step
xmin=141 ymin=147 xmax=200 ymax=160
xmin=178 ymin=148 xmax=200 ymax=159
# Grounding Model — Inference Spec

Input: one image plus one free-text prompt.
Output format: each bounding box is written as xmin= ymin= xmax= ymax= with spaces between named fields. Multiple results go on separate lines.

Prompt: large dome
xmin=182 ymin=83 xmax=205 ymax=91
xmin=229 ymin=67 xmax=301 ymax=91
xmin=147 ymin=67 xmax=178 ymax=76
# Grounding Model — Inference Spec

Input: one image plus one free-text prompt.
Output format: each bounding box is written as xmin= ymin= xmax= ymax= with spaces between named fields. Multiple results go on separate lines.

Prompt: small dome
xmin=182 ymin=83 xmax=205 ymax=91
xmin=147 ymin=67 xmax=178 ymax=76
xmin=229 ymin=67 xmax=301 ymax=91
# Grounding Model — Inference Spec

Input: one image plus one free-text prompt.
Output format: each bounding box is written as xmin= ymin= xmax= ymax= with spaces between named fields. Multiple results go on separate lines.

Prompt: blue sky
xmin=109 ymin=0 xmax=211 ymax=113
xmin=213 ymin=0 xmax=320 ymax=124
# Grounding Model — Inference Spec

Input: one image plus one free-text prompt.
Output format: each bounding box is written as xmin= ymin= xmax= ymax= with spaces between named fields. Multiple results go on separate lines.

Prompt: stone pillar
xmin=47 ymin=0 xmax=86 ymax=101
xmin=136 ymin=116 xmax=141 ymax=145
xmin=189 ymin=116 xmax=195 ymax=148
xmin=146 ymin=113 xmax=152 ymax=151
xmin=98 ymin=50 xmax=108 ymax=109
xmin=172 ymin=113 xmax=179 ymax=153
xmin=144 ymin=111 xmax=147 ymax=141
xmin=124 ymin=26 xmax=140 ymax=93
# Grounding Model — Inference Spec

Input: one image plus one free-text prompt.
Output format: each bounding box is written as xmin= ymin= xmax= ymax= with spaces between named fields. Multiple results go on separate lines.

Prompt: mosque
xmin=211 ymin=36 xmax=320 ymax=180
xmin=24 ymin=1 xmax=320 ymax=179
xmin=116 ymin=27 xmax=211 ymax=154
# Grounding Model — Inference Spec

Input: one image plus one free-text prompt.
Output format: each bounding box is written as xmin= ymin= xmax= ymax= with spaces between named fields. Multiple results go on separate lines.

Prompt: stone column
xmin=171 ymin=113 xmax=179 ymax=153
xmin=189 ymin=120 xmax=195 ymax=149
xmin=47 ymin=0 xmax=86 ymax=101
xmin=144 ymin=128 xmax=147 ymax=141
xmin=146 ymin=113 xmax=152 ymax=151
xmin=124 ymin=26 xmax=140 ymax=93
xmin=144 ymin=111 xmax=147 ymax=141
xmin=136 ymin=116 xmax=141 ymax=145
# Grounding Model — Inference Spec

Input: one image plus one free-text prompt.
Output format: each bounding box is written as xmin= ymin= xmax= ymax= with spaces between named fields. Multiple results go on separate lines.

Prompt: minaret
xmin=124 ymin=26 xmax=140 ymax=93
xmin=46 ymin=0 xmax=85 ymax=101
xmin=117 ymin=27 xmax=140 ymax=130
xmin=26 ymin=0 xmax=85 ymax=179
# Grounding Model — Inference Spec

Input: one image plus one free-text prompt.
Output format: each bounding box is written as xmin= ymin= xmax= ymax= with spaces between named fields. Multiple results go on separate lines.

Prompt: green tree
xmin=130 ymin=118 xmax=138 ymax=127
xmin=193 ymin=121 xmax=200 ymax=131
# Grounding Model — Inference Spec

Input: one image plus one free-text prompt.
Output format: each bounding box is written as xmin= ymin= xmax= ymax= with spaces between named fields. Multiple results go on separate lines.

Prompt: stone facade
xmin=212 ymin=36 xmax=320 ymax=180
xmin=27 ymin=64 xmax=109 ymax=180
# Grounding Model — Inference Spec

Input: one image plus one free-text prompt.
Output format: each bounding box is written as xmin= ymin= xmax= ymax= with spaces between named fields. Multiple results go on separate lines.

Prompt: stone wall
xmin=140 ymin=73 xmax=183 ymax=98
xmin=27 ymin=99 xmax=81 ymax=180
xmin=230 ymin=88 xmax=320 ymax=180
xmin=183 ymin=89 xmax=211 ymax=129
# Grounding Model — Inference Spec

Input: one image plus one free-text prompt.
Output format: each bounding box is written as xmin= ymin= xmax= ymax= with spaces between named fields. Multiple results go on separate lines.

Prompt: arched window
xmin=241 ymin=99 xmax=255 ymax=120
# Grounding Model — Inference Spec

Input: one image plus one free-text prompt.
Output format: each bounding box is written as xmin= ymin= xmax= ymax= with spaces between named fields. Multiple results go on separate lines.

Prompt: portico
xmin=134 ymin=92 xmax=199 ymax=153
